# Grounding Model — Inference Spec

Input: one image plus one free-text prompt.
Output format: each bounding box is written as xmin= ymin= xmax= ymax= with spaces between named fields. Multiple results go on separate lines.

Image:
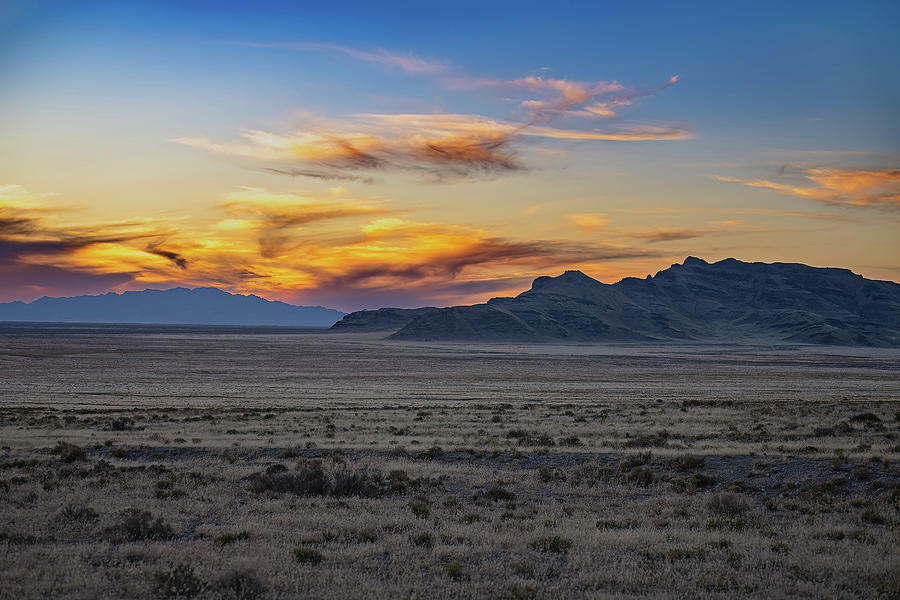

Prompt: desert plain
xmin=0 ymin=324 xmax=898 ymax=599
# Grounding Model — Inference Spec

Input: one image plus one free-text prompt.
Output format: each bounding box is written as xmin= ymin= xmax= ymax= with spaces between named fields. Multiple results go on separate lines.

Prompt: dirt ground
xmin=1 ymin=326 xmax=898 ymax=599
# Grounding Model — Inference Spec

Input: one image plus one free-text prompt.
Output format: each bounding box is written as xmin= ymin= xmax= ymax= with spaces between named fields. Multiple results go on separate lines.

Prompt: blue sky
xmin=1 ymin=1 xmax=898 ymax=309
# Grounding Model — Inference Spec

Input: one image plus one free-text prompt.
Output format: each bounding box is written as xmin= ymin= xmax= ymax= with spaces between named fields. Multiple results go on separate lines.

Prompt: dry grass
xmin=0 ymin=330 xmax=898 ymax=598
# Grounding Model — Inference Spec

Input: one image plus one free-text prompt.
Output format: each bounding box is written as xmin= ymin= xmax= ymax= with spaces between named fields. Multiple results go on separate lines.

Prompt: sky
xmin=1 ymin=0 xmax=898 ymax=311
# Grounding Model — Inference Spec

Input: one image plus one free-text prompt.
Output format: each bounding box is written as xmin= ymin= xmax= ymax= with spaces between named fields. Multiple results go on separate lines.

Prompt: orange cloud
xmin=625 ymin=227 xmax=710 ymax=243
xmin=175 ymin=113 xmax=689 ymax=182
xmin=179 ymin=46 xmax=686 ymax=181
xmin=717 ymin=167 xmax=900 ymax=208
xmin=252 ymin=43 xmax=679 ymax=123
xmin=1 ymin=185 xmax=663 ymax=309
xmin=566 ymin=213 xmax=610 ymax=231
xmin=630 ymin=205 xmax=860 ymax=222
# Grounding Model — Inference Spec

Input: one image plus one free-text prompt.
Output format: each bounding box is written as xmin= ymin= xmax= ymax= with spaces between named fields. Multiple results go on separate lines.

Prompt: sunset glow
xmin=2 ymin=1 xmax=898 ymax=310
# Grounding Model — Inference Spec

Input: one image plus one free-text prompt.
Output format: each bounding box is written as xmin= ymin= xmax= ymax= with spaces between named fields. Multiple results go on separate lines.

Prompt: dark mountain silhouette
xmin=0 ymin=287 xmax=344 ymax=327
xmin=330 ymin=257 xmax=900 ymax=346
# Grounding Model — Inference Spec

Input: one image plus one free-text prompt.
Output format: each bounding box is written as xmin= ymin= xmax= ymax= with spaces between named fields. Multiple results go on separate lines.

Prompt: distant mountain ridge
xmin=331 ymin=257 xmax=900 ymax=346
xmin=0 ymin=287 xmax=344 ymax=327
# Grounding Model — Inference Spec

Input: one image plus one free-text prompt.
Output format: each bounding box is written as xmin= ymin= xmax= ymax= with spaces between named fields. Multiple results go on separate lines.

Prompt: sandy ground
xmin=0 ymin=327 xmax=898 ymax=599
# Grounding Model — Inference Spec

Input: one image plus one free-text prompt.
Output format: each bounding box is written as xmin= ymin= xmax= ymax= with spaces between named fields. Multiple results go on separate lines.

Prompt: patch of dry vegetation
xmin=0 ymin=332 xmax=898 ymax=598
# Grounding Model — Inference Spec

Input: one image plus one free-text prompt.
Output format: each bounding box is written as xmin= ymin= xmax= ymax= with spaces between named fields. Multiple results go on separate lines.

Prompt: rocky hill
xmin=330 ymin=257 xmax=900 ymax=346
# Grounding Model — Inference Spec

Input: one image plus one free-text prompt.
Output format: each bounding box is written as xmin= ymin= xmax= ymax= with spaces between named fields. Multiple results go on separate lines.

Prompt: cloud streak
xmin=175 ymin=114 xmax=688 ymax=182
xmin=717 ymin=167 xmax=900 ymax=209
xmin=1 ymin=184 xmax=668 ymax=309
xmin=179 ymin=45 xmax=687 ymax=181
xmin=240 ymin=42 xmax=449 ymax=75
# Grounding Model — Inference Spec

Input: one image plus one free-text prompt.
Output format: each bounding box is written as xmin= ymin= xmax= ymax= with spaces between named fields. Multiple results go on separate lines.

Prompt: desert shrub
xmin=51 ymin=442 xmax=85 ymax=463
xmin=770 ymin=541 xmax=790 ymax=554
xmin=443 ymin=561 xmax=465 ymax=580
xmin=691 ymin=473 xmax=717 ymax=489
xmin=558 ymin=435 xmax=582 ymax=447
xmin=408 ymin=499 xmax=430 ymax=519
xmin=265 ymin=463 xmax=288 ymax=474
xmin=154 ymin=563 xmax=205 ymax=598
xmin=320 ymin=528 xmax=340 ymax=543
xmin=332 ymin=467 xmax=391 ymax=498
xmin=802 ymin=477 xmax=848 ymax=501
xmin=106 ymin=508 xmax=175 ymax=542
xmin=215 ymin=531 xmax=250 ymax=544
xmin=626 ymin=466 xmax=655 ymax=486
xmin=213 ymin=569 xmax=266 ymax=600
xmin=529 ymin=536 xmax=572 ymax=553
xmin=537 ymin=466 xmax=565 ymax=483
xmin=623 ymin=430 xmax=669 ymax=448
xmin=706 ymin=492 xmax=750 ymax=516
xmin=862 ymin=509 xmax=885 ymax=525
xmin=388 ymin=445 xmax=408 ymax=458
xmin=355 ymin=528 xmax=378 ymax=543
xmin=292 ymin=547 xmax=323 ymax=565
xmin=0 ymin=531 xmax=41 ymax=544
xmin=387 ymin=469 xmax=411 ymax=493
xmin=57 ymin=504 xmax=99 ymax=523
xmin=419 ymin=446 xmax=445 ymax=460
xmin=155 ymin=478 xmax=187 ymax=500
xmin=506 ymin=430 xmax=555 ymax=447
xmin=568 ymin=463 xmax=616 ymax=486
xmin=849 ymin=412 xmax=880 ymax=425
xmin=510 ymin=561 xmax=560 ymax=580
xmin=410 ymin=532 xmax=434 ymax=547
xmin=596 ymin=519 xmax=640 ymax=530
xmin=247 ymin=459 xmax=407 ymax=498
xmin=473 ymin=484 xmax=516 ymax=503
xmin=505 ymin=583 xmax=538 ymax=600
xmin=104 ymin=417 xmax=138 ymax=431
xmin=707 ymin=517 xmax=751 ymax=531
xmin=619 ymin=452 xmax=652 ymax=471
xmin=815 ymin=422 xmax=854 ymax=437
xmin=111 ymin=447 xmax=128 ymax=458
xmin=666 ymin=454 xmax=705 ymax=472
xmin=853 ymin=465 xmax=870 ymax=480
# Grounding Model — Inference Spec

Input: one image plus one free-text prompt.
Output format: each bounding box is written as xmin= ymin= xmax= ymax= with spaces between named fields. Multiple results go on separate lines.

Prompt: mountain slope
xmin=0 ymin=287 xmax=344 ymax=327
xmin=331 ymin=257 xmax=900 ymax=346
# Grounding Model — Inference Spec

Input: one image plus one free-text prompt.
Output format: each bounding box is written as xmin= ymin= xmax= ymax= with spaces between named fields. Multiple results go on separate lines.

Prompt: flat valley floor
xmin=1 ymin=325 xmax=898 ymax=599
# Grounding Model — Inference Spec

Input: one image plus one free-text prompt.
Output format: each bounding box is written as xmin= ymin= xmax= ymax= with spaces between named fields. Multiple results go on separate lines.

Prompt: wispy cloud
xmin=566 ymin=213 xmax=610 ymax=232
xmin=717 ymin=167 xmax=900 ymax=208
xmin=1 ymin=184 xmax=663 ymax=309
xmin=218 ymin=187 xmax=391 ymax=257
xmin=182 ymin=45 xmax=688 ymax=182
xmin=629 ymin=205 xmax=860 ymax=222
xmin=175 ymin=114 xmax=688 ymax=182
xmin=145 ymin=245 xmax=188 ymax=269
xmin=239 ymin=42 xmax=450 ymax=75
xmin=735 ymin=208 xmax=859 ymax=222
xmin=625 ymin=227 xmax=710 ymax=243
xmin=568 ymin=218 xmax=748 ymax=244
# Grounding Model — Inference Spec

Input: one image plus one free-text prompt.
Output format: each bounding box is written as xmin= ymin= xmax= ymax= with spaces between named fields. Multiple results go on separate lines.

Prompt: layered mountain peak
xmin=331 ymin=257 xmax=900 ymax=346
xmin=530 ymin=269 xmax=603 ymax=292
xmin=681 ymin=256 xmax=708 ymax=267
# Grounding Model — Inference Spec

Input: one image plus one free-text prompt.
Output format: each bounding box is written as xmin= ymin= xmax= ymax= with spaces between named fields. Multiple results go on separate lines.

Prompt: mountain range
xmin=330 ymin=257 xmax=900 ymax=346
xmin=0 ymin=287 xmax=344 ymax=327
